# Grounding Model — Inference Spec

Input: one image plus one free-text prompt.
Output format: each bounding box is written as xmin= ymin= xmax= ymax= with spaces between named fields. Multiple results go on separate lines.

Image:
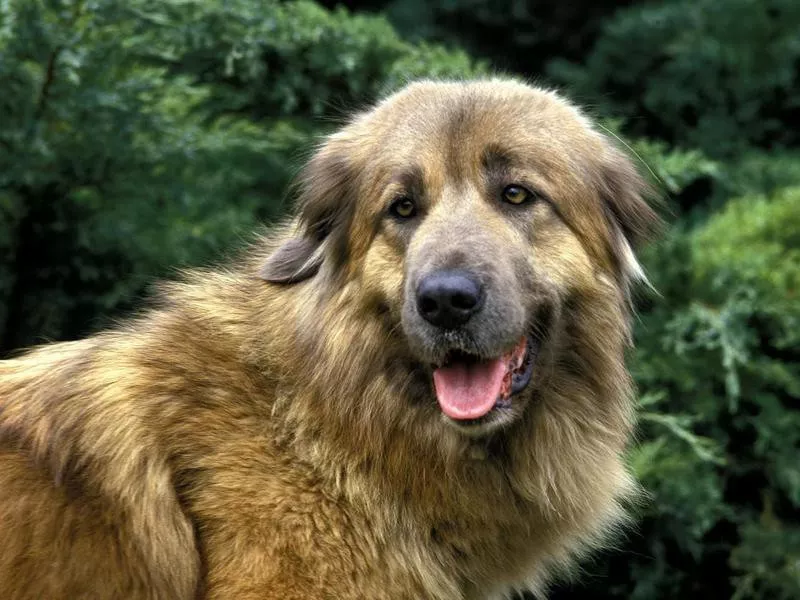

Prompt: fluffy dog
xmin=0 ymin=78 xmax=657 ymax=599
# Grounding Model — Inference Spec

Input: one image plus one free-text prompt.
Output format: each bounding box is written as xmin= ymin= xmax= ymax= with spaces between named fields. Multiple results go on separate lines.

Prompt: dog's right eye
xmin=389 ymin=197 xmax=417 ymax=219
xmin=501 ymin=185 xmax=534 ymax=205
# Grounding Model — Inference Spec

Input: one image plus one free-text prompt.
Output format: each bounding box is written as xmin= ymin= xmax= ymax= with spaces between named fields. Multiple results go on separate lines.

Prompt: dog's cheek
xmin=531 ymin=213 xmax=598 ymax=295
xmin=360 ymin=235 xmax=407 ymax=315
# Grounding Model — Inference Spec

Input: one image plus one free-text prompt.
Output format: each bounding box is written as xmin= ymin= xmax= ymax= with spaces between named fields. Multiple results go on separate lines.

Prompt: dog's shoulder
xmin=0 ymin=333 xmax=201 ymax=599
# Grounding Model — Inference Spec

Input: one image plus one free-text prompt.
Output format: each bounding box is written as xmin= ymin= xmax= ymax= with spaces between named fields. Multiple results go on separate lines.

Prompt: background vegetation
xmin=1 ymin=1 xmax=797 ymax=598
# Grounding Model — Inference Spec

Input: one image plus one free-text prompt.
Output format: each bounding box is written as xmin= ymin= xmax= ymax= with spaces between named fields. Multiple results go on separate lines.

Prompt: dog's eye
xmin=389 ymin=197 xmax=417 ymax=219
xmin=501 ymin=185 xmax=533 ymax=205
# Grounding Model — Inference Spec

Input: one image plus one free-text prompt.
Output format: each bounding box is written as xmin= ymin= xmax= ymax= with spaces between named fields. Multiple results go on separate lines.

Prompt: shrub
xmin=549 ymin=0 xmax=800 ymax=157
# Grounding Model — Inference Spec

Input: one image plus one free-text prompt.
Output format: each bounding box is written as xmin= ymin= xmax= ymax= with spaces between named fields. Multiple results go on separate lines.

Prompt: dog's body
xmin=0 ymin=79 xmax=656 ymax=599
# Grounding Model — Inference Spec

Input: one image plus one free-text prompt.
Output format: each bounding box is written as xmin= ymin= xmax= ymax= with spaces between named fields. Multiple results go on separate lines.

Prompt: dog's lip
xmin=509 ymin=335 xmax=538 ymax=397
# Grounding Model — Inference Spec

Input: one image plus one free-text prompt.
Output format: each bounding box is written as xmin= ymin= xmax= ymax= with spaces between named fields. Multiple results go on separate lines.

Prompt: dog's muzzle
xmin=408 ymin=269 xmax=539 ymax=424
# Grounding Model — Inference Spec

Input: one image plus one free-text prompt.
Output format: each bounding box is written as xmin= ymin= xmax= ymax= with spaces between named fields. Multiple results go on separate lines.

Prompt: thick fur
xmin=0 ymin=79 xmax=657 ymax=599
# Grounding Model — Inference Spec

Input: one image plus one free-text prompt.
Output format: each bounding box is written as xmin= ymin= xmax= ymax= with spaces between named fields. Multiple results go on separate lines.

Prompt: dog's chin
xmin=441 ymin=402 xmax=525 ymax=438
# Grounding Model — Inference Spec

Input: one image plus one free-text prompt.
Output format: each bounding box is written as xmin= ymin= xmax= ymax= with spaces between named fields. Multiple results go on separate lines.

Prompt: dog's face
xmin=262 ymin=80 xmax=655 ymax=437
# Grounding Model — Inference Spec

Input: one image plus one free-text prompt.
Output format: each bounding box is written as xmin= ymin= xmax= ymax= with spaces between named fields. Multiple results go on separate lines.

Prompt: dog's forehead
xmin=361 ymin=81 xmax=602 ymax=185
xmin=377 ymin=81 xmax=592 ymax=141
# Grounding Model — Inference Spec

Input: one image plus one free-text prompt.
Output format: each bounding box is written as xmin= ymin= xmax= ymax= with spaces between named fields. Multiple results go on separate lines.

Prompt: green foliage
xmin=628 ymin=137 xmax=719 ymax=196
xmin=622 ymin=188 xmax=800 ymax=599
xmin=731 ymin=519 xmax=800 ymax=600
xmin=548 ymin=0 xmax=800 ymax=157
xmin=720 ymin=151 xmax=800 ymax=198
xmin=317 ymin=0 xmax=628 ymax=75
xmin=129 ymin=0 xmax=483 ymax=120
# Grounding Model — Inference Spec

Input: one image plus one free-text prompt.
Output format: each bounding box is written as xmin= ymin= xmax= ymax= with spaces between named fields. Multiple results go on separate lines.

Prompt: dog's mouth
xmin=431 ymin=335 xmax=538 ymax=421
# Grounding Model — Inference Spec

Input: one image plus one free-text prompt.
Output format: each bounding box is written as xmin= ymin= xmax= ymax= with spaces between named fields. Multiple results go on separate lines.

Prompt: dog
xmin=0 ymin=78 xmax=657 ymax=599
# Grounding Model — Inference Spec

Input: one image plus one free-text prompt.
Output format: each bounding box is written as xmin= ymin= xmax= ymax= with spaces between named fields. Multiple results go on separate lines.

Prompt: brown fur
xmin=0 ymin=79 xmax=657 ymax=599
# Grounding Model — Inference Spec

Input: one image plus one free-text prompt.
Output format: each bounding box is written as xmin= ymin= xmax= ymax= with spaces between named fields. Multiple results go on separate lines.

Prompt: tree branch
xmin=34 ymin=46 xmax=62 ymax=119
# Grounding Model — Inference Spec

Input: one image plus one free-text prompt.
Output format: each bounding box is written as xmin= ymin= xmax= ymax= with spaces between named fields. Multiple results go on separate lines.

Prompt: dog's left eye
xmin=389 ymin=197 xmax=417 ymax=219
xmin=501 ymin=185 xmax=534 ymax=205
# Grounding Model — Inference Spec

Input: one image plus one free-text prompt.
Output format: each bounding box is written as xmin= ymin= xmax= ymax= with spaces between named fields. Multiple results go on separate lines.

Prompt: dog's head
xmin=261 ymin=79 xmax=657 ymax=438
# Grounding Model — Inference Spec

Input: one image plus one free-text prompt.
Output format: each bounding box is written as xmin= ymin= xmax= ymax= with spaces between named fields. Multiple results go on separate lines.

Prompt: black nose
xmin=416 ymin=270 xmax=484 ymax=329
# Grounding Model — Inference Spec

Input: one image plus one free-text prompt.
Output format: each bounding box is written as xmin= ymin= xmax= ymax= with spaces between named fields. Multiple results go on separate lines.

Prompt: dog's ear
xmin=597 ymin=143 xmax=661 ymax=282
xmin=260 ymin=138 xmax=357 ymax=284
xmin=259 ymin=235 xmax=325 ymax=283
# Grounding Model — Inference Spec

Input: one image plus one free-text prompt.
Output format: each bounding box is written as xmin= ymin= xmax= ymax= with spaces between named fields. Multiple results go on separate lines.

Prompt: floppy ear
xmin=597 ymin=143 xmax=661 ymax=282
xmin=259 ymin=235 xmax=325 ymax=283
xmin=260 ymin=139 xmax=357 ymax=284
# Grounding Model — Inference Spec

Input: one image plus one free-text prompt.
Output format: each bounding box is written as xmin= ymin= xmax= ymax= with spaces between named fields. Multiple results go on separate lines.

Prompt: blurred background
xmin=0 ymin=1 xmax=798 ymax=598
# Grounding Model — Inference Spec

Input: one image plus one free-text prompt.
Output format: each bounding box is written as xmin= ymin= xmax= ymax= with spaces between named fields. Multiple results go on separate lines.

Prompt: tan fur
xmin=0 ymin=79 xmax=657 ymax=599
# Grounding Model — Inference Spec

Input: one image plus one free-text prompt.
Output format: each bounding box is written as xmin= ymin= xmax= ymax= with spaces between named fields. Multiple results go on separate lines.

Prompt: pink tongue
xmin=433 ymin=358 xmax=507 ymax=420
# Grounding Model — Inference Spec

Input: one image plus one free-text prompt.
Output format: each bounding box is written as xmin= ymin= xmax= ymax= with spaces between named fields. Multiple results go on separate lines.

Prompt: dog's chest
xmin=425 ymin=506 xmax=541 ymax=589
xmin=182 ymin=431 xmax=542 ymax=598
xmin=385 ymin=463 xmax=544 ymax=597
